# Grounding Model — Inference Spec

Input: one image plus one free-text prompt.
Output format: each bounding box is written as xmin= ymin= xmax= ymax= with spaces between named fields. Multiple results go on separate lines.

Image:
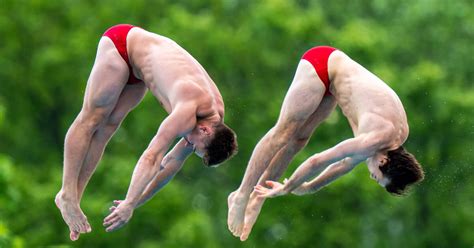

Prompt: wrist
xmin=291 ymin=183 xmax=309 ymax=195
xmin=122 ymin=199 xmax=137 ymax=209
xmin=299 ymin=183 xmax=310 ymax=194
xmin=281 ymin=185 xmax=292 ymax=195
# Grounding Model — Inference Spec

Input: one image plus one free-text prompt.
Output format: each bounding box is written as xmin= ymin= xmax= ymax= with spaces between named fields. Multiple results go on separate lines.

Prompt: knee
xmin=307 ymin=155 xmax=320 ymax=167
xmin=272 ymin=121 xmax=299 ymax=143
xmin=291 ymin=136 xmax=310 ymax=150
xmin=105 ymin=112 xmax=124 ymax=130
xmin=77 ymin=108 xmax=109 ymax=131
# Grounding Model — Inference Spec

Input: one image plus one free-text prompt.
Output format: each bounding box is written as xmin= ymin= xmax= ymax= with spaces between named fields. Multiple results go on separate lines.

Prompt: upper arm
xmin=316 ymin=132 xmax=387 ymax=165
xmin=143 ymin=103 xmax=197 ymax=160
xmin=162 ymin=138 xmax=194 ymax=166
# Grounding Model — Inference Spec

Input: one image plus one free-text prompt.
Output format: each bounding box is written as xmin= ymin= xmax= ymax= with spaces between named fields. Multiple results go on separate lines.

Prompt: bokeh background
xmin=0 ymin=0 xmax=473 ymax=247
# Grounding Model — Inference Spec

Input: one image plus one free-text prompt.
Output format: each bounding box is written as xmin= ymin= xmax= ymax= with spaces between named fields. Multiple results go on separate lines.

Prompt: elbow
xmin=272 ymin=122 xmax=298 ymax=142
xmin=141 ymin=153 xmax=161 ymax=173
xmin=308 ymin=155 xmax=321 ymax=169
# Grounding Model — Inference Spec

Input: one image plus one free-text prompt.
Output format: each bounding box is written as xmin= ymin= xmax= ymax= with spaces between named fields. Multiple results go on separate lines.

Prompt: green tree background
xmin=0 ymin=0 xmax=473 ymax=247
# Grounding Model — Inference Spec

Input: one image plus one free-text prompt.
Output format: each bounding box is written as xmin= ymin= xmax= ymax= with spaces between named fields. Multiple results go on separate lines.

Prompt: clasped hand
xmin=254 ymin=179 xmax=291 ymax=198
xmin=103 ymin=200 xmax=134 ymax=232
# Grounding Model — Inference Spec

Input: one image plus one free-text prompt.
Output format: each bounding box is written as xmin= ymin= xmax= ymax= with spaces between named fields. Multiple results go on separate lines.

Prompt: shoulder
xmin=173 ymin=80 xmax=212 ymax=106
xmin=359 ymin=114 xmax=398 ymax=144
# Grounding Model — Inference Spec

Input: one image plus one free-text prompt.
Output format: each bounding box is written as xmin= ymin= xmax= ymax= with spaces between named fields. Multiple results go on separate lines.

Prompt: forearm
xmin=136 ymin=155 xmax=189 ymax=207
xmin=295 ymin=158 xmax=357 ymax=195
xmin=282 ymin=153 xmax=331 ymax=193
xmin=283 ymin=136 xmax=374 ymax=193
xmin=123 ymin=153 xmax=165 ymax=208
xmin=135 ymin=138 xmax=192 ymax=207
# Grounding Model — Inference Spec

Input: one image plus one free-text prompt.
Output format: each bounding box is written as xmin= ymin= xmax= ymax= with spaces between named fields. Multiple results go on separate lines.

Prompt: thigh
xmin=81 ymin=37 xmax=130 ymax=116
xmin=297 ymin=95 xmax=337 ymax=140
xmin=276 ymin=60 xmax=327 ymax=131
xmin=107 ymin=82 xmax=147 ymax=125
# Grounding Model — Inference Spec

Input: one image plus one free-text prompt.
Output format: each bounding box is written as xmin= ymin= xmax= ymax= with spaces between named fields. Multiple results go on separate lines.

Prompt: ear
xmin=380 ymin=153 xmax=389 ymax=166
xmin=199 ymin=125 xmax=211 ymax=136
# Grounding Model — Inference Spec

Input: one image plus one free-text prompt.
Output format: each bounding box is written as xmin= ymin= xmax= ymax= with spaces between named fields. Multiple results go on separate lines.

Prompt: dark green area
xmin=0 ymin=0 xmax=473 ymax=247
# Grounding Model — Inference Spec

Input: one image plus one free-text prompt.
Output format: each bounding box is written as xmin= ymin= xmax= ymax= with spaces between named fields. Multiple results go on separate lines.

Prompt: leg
xmin=240 ymin=96 xmax=337 ymax=240
xmin=66 ymin=83 xmax=146 ymax=241
xmin=228 ymin=59 xmax=328 ymax=237
xmin=76 ymin=83 xmax=147 ymax=201
xmin=55 ymin=37 xmax=129 ymax=238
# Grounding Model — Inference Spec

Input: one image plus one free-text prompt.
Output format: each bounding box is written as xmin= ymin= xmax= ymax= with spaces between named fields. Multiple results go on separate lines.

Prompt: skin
xmin=229 ymin=50 xmax=409 ymax=240
xmin=55 ymin=26 xmax=226 ymax=240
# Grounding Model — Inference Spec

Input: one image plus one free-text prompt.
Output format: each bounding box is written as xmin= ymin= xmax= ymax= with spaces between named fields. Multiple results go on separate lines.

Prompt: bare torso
xmin=126 ymin=27 xmax=224 ymax=120
xmin=327 ymin=51 xmax=409 ymax=151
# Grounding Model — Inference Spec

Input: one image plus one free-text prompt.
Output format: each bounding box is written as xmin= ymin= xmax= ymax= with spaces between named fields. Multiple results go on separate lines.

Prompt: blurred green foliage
xmin=0 ymin=0 xmax=473 ymax=247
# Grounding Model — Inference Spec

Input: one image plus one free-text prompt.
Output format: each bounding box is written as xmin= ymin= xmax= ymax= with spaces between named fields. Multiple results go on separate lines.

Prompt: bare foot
xmin=55 ymin=191 xmax=91 ymax=240
xmin=227 ymin=191 xmax=248 ymax=238
xmin=240 ymin=192 xmax=265 ymax=241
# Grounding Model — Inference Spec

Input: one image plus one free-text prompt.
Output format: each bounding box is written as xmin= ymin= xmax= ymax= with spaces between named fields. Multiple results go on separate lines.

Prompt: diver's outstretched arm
xmin=290 ymin=157 xmax=362 ymax=195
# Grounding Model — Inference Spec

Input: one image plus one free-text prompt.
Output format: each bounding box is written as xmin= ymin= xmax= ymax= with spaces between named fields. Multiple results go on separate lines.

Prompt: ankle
xmin=235 ymin=191 xmax=249 ymax=203
xmin=57 ymin=190 xmax=77 ymax=202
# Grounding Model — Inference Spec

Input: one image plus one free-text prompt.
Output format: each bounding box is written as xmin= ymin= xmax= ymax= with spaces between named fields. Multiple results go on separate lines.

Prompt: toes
xmin=231 ymin=225 xmax=242 ymax=237
xmin=79 ymin=219 xmax=90 ymax=233
xmin=231 ymin=229 xmax=240 ymax=237
xmin=236 ymin=226 xmax=243 ymax=236
xmin=70 ymin=231 xmax=80 ymax=241
xmin=79 ymin=220 xmax=87 ymax=233
xmin=69 ymin=223 xmax=81 ymax=233
xmin=103 ymin=216 xmax=119 ymax=227
xmin=79 ymin=223 xmax=87 ymax=233
xmin=241 ymin=225 xmax=251 ymax=241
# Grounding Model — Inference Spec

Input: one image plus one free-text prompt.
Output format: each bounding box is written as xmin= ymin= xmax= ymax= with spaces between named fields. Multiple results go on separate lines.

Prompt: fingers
xmin=265 ymin=180 xmax=275 ymax=187
xmin=109 ymin=200 xmax=122 ymax=212
xmin=103 ymin=215 xmax=120 ymax=227
xmin=283 ymin=178 xmax=289 ymax=184
xmin=104 ymin=212 xmax=118 ymax=223
xmin=105 ymin=220 xmax=125 ymax=232
xmin=254 ymin=184 xmax=281 ymax=199
xmin=253 ymin=185 xmax=268 ymax=194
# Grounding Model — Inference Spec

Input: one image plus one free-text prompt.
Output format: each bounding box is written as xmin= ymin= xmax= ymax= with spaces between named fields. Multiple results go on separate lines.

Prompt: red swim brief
xmin=103 ymin=24 xmax=142 ymax=84
xmin=301 ymin=46 xmax=337 ymax=96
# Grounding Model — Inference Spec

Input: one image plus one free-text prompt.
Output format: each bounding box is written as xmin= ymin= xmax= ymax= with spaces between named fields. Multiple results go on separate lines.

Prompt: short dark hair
xmin=203 ymin=123 xmax=238 ymax=166
xmin=380 ymin=146 xmax=424 ymax=195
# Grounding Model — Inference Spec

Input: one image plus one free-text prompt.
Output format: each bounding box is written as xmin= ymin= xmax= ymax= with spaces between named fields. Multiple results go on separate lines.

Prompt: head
xmin=185 ymin=123 xmax=238 ymax=167
xmin=368 ymin=146 xmax=424 ymax=195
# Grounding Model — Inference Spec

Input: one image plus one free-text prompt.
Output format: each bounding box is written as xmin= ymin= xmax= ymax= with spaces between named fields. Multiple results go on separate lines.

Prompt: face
xmin=184 ymin=125 xmax=212 ymax=158
xmin=367 ymin=152 xmax=391 ymax=187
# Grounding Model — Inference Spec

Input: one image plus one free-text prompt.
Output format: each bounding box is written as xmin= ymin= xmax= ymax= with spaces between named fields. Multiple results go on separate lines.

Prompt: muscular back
xmin=328 ymin=51 xmax=409 ymax=149
xmin=126 ymin=27 xmax=224 ymax=119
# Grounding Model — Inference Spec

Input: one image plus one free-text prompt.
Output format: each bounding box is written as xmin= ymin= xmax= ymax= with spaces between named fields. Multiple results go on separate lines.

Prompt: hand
xmin=108 ymin=200 xmax=123 ymax=213
xmin=254 ymin=180 xmax=289 ymax=199
xmin=103 ymin=200 xmax=134 ymax=232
